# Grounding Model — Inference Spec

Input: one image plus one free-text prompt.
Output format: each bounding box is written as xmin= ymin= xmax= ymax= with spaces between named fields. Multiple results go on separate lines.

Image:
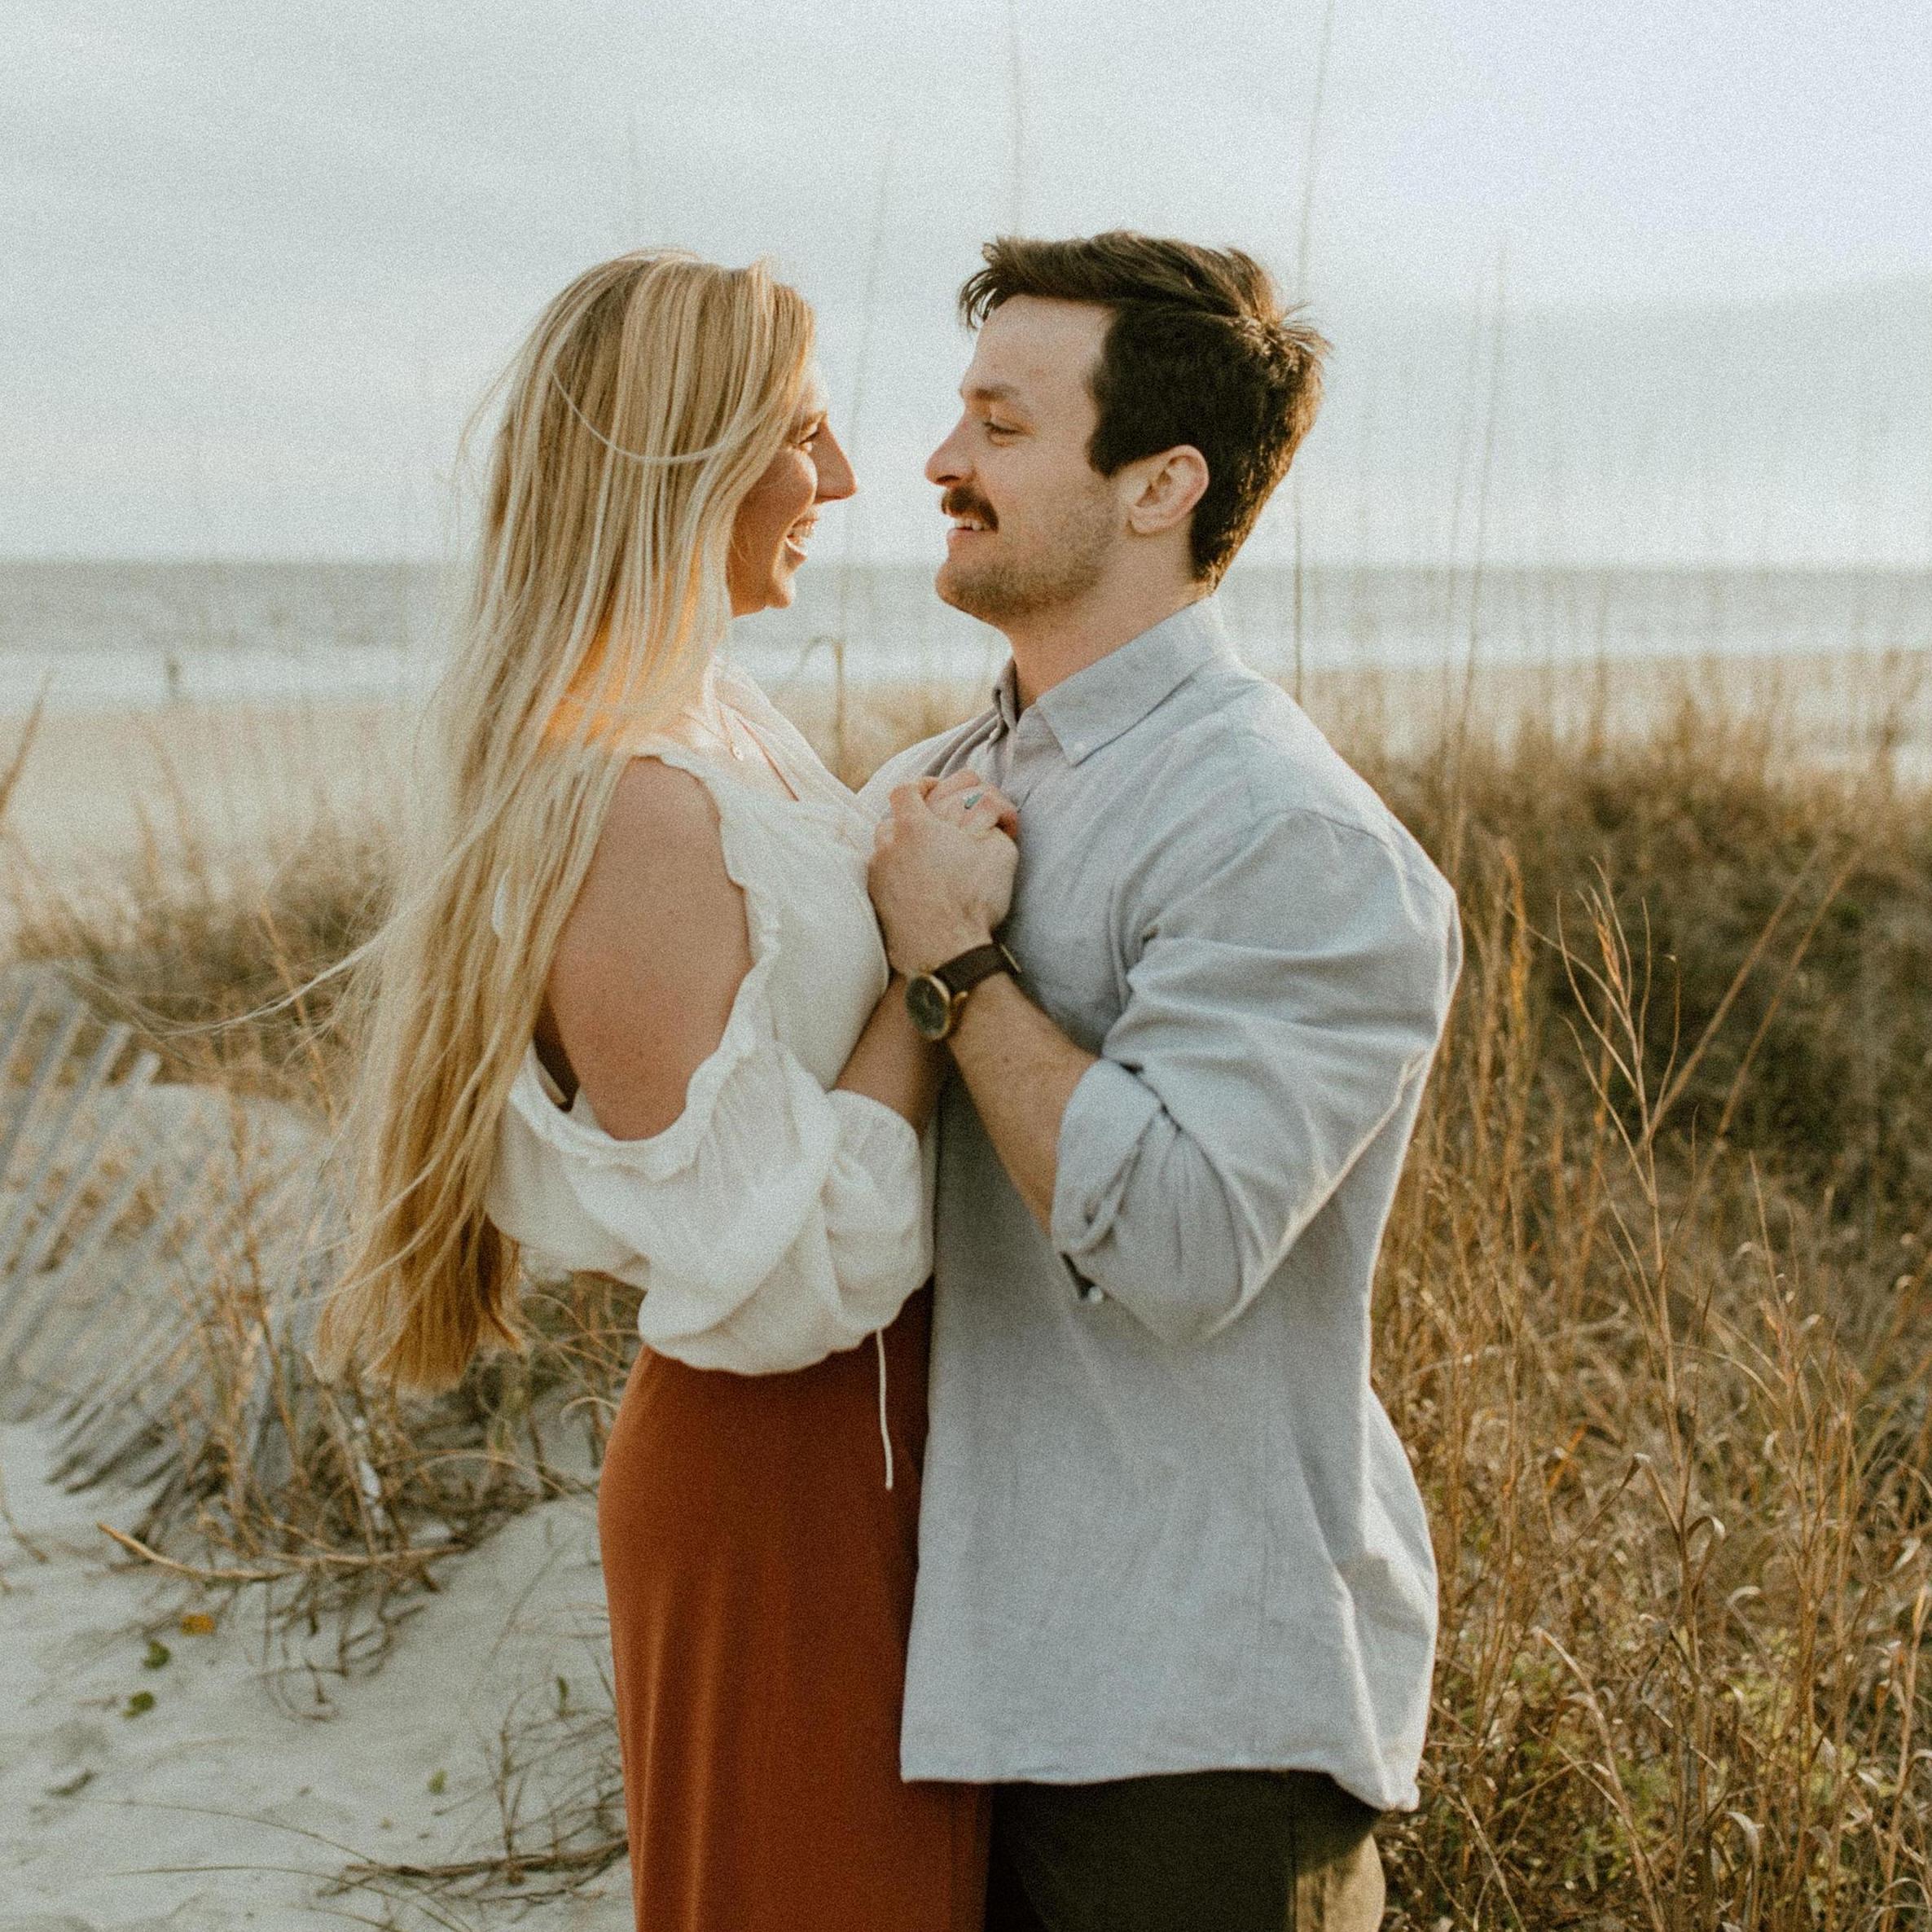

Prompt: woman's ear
xmin=1123 ymin=446 xmax=1210 ymax=537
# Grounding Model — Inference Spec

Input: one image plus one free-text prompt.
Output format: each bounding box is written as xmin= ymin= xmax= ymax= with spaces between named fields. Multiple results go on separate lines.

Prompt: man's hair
xmin=959 ymin=231 xmax=1328 ymax=586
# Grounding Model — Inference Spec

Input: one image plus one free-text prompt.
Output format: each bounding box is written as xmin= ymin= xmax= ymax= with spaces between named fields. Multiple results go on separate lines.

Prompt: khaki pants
xmin=983 ymin=1768 xmax=1385 ymax=1932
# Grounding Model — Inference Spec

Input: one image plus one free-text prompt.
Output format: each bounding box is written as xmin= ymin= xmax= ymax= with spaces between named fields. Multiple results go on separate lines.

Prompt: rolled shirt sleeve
xmin=1049 ymin=804 xmax=1460 ymax=1346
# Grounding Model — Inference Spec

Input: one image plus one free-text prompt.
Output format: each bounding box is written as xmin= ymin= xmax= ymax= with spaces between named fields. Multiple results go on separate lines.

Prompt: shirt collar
xmin=989 ymin=598 xmax=1235 ymax=766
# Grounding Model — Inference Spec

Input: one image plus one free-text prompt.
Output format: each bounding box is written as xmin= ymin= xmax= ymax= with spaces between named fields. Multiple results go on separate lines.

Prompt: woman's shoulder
xmin=560 ymin=756 xmax=754 ymax=993
xmin=542 ymin=754 xmax=758 ymax=1142
xmin=591 ymin=753 xmax=738 ymax=896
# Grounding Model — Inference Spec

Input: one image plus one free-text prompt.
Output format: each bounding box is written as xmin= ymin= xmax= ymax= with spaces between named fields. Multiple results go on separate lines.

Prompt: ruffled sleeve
xmin=490 ymin=1011 xmax=930 ymax=1372
xmin=484 ymin=753 xmax=931 ymax=1376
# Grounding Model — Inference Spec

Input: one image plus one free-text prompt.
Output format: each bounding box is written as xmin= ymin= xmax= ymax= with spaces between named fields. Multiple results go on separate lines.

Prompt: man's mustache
xmin=941 ymin=489 xmax=998 ymax=530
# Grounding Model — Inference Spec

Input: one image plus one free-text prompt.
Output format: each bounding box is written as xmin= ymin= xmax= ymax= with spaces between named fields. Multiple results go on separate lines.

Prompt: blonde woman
xmin=318 ymin=250 xmax=1008 ymax=1930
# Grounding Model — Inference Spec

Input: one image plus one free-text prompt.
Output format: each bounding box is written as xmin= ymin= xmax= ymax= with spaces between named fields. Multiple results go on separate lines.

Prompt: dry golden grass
xmin=5 ymin=678 xmax=1929 ymax=1928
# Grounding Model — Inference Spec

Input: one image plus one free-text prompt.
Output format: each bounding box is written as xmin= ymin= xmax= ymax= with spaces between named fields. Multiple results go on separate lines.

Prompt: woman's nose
xmin=815 ymin=425 xmax=858 ymax=503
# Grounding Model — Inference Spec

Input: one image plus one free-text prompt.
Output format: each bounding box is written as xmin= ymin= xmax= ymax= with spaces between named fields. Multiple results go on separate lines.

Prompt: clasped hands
xmin=867 ymin=769 xmax=1020 ymax=979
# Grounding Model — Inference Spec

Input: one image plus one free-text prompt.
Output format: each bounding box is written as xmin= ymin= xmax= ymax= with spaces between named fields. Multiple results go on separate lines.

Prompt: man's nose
xmin=925 ymin=420 xmax=969 ymax=487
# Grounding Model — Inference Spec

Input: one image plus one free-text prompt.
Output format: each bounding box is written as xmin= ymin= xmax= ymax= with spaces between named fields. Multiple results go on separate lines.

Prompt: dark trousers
xmin=983 ymin=1769 xmax=1385 ymax=1932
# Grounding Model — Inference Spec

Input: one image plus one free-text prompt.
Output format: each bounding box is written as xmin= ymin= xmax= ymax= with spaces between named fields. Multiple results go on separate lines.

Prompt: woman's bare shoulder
xmin=546 ymin=757 xmax=753 ymax=1139
xmin=594 ymin=754 xmax=730 ymax=879
xmin=566 ymin=754 xmax=748 ymax=954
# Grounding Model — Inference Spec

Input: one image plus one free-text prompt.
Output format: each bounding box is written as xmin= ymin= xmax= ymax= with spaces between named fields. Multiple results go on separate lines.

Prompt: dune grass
xmin=3 ymin=676 xmax=1928 ymax=1929
xmin=1356 ymin=714 xmax=1932 ymax=1930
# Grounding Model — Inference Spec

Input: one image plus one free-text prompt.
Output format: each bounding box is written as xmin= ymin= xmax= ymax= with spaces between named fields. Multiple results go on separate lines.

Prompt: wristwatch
xmin=904 ymin=941 xmax=1021 ymax=1042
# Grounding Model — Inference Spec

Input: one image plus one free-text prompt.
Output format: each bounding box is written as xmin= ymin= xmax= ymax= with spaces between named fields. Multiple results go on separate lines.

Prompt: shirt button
xmin=1080 ymin=1282 xmax=1106 ymax=1305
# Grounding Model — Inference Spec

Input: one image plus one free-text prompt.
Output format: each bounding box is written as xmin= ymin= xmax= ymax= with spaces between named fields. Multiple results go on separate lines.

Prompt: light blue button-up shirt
xmin=862 ymin=597 xmax=1460 ymax=1811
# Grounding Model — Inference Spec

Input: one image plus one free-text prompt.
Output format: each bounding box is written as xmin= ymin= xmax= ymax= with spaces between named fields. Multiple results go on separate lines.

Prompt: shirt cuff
xmin=1050 ymin=1057 xmax=1163 ymax=1278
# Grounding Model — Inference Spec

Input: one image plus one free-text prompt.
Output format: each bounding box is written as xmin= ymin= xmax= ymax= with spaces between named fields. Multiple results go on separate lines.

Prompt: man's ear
xmin=1122 ymin=446 xmax=1209 ymax=538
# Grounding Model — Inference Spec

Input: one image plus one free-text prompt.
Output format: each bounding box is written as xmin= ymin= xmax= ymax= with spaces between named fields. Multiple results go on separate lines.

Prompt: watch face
xmin=905 ymin=973 xmax=955 ymax=1040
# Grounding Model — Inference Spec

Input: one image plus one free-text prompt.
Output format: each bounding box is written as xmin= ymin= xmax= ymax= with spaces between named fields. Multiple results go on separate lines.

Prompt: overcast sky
xmin=6 ymin=0 xmax=1930 ymax=563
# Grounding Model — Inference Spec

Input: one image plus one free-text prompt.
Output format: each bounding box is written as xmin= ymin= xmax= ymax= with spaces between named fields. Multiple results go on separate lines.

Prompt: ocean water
xmin=0 ymin=558 xmax=1927 ymax=716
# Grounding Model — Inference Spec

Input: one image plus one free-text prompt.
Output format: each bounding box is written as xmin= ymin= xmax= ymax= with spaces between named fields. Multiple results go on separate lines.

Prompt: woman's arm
xmin=833 ymin=975 xmax=946 ymax=1130
xmin=544 ymin=757 xmax=981 ymax=1141
xmin=500 ymin=753 xmax=1021 ymax=1373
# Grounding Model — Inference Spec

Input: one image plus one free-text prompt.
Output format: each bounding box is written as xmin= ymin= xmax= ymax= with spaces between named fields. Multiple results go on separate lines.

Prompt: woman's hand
xmin=920 ymin=768 xmax=1020 ymax=839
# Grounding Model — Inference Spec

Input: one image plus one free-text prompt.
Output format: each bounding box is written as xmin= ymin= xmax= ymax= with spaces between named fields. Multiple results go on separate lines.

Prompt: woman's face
xmin=726 ymin=374 xmax=856 ymax=616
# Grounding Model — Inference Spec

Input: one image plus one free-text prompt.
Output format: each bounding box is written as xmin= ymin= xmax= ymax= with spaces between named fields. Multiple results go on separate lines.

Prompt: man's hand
xmin=869 ymin=775 xmax=1019 ymax=976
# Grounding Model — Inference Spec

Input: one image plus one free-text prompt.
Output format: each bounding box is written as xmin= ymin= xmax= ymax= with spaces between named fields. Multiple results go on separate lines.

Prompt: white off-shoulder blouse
xmin=485 ymin=661 xmax=932 ymax=1423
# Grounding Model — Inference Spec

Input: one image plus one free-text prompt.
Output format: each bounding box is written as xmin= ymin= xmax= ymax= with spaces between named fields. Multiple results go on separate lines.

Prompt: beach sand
xmin=0 ymin=1417 xmax=630 ymax=1930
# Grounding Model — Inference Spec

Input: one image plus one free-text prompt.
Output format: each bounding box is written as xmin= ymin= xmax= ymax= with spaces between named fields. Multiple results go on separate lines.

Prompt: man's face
xmin=924 ymin=296 xmax=1121 ymax=627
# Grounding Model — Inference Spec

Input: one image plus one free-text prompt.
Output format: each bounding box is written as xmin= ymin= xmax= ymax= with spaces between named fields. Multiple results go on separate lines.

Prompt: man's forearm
xmin=946 ymin=973 xmax=1096 ymax=1232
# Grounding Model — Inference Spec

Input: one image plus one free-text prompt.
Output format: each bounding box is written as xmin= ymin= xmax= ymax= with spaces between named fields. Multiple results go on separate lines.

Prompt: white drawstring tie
xmin=874 ymin=1328 xmax=894 ymax=1491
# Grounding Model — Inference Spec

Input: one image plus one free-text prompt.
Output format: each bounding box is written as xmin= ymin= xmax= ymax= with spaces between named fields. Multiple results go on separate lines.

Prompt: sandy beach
xmin=0 ymin=1416 xmax=629 ymax=1931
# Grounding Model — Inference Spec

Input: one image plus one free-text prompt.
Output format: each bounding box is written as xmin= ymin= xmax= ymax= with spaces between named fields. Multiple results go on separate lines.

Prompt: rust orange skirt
xmin=596 ymin=1285 xmax=987 ymax=1930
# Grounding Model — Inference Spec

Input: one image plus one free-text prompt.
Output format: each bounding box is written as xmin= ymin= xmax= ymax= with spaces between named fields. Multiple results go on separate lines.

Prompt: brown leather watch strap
xmin=933 ymin=942 xmax=1017 ymax=996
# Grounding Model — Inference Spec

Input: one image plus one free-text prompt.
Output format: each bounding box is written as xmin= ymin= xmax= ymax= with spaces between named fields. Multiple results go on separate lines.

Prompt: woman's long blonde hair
xmin=317 ymin=249 xmax=815 ymax=1392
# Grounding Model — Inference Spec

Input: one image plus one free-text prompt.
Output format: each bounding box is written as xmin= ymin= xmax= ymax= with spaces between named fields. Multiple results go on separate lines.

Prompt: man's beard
xmin=937 ymin=486 xmax=1115 ymax=628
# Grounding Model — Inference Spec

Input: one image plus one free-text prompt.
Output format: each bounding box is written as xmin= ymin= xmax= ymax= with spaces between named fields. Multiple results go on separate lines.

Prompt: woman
xmin=318 ymin=249 xmax=1010 ymax=1930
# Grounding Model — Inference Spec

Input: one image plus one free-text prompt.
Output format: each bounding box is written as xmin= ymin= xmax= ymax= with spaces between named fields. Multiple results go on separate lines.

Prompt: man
xmin=864 ymin=232 xmax=1460 ymax=1932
